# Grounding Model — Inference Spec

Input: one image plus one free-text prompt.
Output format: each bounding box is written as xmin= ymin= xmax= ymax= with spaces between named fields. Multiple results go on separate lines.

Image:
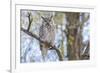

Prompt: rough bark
xmin=66 ymin=13 xmax=81 ymax=60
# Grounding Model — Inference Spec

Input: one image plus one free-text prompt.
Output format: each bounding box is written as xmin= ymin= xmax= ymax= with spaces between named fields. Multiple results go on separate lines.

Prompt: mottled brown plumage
xmin=39 ymin=16 xmax=55 ymax=61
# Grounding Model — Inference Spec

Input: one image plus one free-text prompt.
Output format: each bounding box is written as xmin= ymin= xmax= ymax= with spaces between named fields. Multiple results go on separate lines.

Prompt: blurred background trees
xmin=20 ymin=10 xmax=90 ymax=63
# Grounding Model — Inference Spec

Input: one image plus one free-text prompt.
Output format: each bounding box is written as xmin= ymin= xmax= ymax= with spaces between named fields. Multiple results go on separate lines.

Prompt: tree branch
xmin=21 ymin=27 xmax=63 ymax=61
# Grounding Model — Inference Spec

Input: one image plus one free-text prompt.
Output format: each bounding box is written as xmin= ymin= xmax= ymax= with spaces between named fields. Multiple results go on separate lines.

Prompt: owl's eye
xmin=45 ymin=22 xmax=50 ymax=25
xmin=49 ymin=19 xmax=51 ymax=22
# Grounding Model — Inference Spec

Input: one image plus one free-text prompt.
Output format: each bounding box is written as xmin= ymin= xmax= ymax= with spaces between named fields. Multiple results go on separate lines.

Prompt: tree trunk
xmin=66 ymin=13 xmax=81 ymax=60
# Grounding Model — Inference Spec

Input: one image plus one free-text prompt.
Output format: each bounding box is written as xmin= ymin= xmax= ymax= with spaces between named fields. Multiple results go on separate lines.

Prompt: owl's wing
xmin=49 ymin=25 xmax=55 ymax=45
xmin=39 ymin=26 xmax=43 ymax=38
xmin=39 ymin=25 xmax=47 ymax=41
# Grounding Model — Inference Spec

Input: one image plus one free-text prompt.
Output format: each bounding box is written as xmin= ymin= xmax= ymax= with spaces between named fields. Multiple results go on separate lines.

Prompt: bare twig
xmin=27 ymin=12 xmax=33 ymax=31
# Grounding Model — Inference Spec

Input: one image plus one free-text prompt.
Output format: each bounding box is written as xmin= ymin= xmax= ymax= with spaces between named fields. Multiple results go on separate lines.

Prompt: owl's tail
xmin=40 ymin=44 xmax=48 ymax=61
xmin=41 ymin=48 xmax=48 ymax=60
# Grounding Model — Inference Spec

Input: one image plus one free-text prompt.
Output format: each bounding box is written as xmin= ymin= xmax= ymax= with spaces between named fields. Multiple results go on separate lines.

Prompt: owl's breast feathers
xmin=39 ymin=24 xmax=55 ymax=49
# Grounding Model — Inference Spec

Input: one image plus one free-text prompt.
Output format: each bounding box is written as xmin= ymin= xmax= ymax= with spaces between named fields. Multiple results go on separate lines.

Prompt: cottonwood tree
xmin=65 ymin=12 xmax=90 ymax=60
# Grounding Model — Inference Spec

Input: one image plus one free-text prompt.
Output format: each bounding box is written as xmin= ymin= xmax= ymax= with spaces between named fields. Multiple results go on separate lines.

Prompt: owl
xmin=39 ymin=16 xmax=55 ymax=61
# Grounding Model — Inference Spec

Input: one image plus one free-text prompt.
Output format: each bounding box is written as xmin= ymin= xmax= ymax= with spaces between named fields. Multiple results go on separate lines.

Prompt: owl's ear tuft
xmin=41 ymin=16 xmax=47 ymax=23
xmin=49 ymin=15 xmax=53 ymax=22
xmin=41 ymin=16 xmax=45 ymax=20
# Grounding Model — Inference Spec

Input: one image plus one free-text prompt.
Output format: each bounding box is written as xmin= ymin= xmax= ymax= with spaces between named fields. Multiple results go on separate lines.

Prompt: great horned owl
xmin=39 ymin=16 xmax=55 ymax=61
